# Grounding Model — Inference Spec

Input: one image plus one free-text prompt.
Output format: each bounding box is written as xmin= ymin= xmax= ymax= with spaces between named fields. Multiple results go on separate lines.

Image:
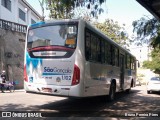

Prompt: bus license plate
xmin=42 ymin=88 xmax=52 ymax=93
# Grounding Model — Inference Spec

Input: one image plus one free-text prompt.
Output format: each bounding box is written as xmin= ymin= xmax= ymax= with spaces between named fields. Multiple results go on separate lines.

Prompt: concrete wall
xmin=0 ymin=28 xmax=25 ymax=89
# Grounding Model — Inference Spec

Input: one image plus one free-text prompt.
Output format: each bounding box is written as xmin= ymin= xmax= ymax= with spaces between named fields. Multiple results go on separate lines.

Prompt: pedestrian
xmin=0 ymin=71 xmax=6 ymax=93
xmin=0 ymin=75 xmax=2 ymax=91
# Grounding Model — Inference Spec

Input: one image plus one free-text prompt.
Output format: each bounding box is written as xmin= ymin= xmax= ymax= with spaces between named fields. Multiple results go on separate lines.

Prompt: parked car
xmin=147 ymin=77 xmax=160 ymax=94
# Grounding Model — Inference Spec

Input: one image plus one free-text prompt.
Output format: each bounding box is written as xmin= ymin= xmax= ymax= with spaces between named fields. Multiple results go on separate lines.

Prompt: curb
xmin=14 ymin=89 xmax=25 ymax=92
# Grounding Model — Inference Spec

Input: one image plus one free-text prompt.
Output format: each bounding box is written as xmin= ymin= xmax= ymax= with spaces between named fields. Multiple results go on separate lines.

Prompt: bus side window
xmin=105 ymin=42 xmax=108 ymax=64
xmin=126 ymin=54 xmax=131 ymax=69
xmin=115 ymin=48 xmax=119 ymax=67
xmin=96 ymin=37 xmax=101 ymax=62
xmin=128 ymin=56 xmax=131 ymax=69
xmin=85 ymin=29 xmax=91 ymax=61
xmin=101 ymin=39 xmax=105 ymax=63
xmin=90 ymin=34 xmax=97 ymax=61
xmin=105 ymin=42 xmax=111 ymax=65
xmin=111 ymin=45 xmax=115 ymax=66
xmin=131 ymin=57 xmax=135 ymax=70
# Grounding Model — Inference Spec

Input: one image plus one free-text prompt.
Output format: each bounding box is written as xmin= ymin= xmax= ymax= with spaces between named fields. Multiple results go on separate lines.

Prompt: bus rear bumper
xmin=24 ymin=82 xmax=70 ymax=96
xmin=24 ymin=82 xmax=82 ymax=97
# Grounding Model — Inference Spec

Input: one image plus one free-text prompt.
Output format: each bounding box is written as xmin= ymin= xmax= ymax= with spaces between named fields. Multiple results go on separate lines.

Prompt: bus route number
xmin=62 ymin=75 xmax=71 ymax=80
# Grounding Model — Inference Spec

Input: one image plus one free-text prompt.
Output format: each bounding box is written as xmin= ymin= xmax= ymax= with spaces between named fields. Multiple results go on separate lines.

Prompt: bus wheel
xmin=125 ymin=88 xmax=131 ymax=94
xmin=147 ymin=90 xmax=151 ymax=94
xmin=108 ymin=82 xmax=116 ymax=101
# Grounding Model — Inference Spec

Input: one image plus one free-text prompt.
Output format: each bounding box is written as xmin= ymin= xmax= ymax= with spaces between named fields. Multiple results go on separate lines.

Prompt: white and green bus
xmin=24 ymin=19 xmax=137 ymax=101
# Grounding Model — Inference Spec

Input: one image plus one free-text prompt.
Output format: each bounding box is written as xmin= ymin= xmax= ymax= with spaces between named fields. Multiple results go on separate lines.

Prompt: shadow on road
xmin=39 ymin=90 xmax=138 ymax=111
xmin=34 ymin=88 xmax=160 ymax=117
xmin=1 ymin=87 xmax=160 ymax=118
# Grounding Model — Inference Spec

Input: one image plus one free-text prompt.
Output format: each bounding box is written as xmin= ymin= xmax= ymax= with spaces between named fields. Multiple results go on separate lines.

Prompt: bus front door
xmin=119 ymin=54 xmax=125 ymax=90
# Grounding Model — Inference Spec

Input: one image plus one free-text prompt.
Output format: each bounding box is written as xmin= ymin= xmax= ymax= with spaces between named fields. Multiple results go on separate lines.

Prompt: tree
xmin=132 ymin=16 xmax=160 ymax=48
xmin=45 ymin=0 xmax=74 ymax=19
xmin=38 ymin=0 xmax=46 ymax=21
xmin=94 ymin=19 xmax=129 ymax=47
xmin=143 ymin=47 xmax=160 ymax=75
xmin=74 ymin=0 xmax=105 ymax=21
xmin=133 ymin=16 xmax=160 ymax=74
xmin=45 ymin=0 xmax=106 ymax=19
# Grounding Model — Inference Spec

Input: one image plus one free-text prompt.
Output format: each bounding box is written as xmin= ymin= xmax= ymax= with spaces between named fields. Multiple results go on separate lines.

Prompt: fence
xmin=0 ymin=19 xmax=27 ymax=33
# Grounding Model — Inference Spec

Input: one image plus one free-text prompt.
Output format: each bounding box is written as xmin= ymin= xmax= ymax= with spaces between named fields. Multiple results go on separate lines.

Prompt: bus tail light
xmin=24 ymin=65 xmax=28 ymax=82
xmin=72 ymin=64 xmax=80 ymax=86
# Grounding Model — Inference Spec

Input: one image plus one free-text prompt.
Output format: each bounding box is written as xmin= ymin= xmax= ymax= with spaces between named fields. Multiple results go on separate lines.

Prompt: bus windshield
xmin=27 ymin=24 xmax=77 ymax=50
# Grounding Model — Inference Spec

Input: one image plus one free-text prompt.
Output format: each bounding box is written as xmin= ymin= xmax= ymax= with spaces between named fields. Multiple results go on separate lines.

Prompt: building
xmin=0 ymin=0 xmax=42 ymax=25
xmin=129 ymin=45 xmax=152 ymax=67
xmin=0 ymin=0 xmax=42 ymax=89
xmin=129 ymin=45 xmax=157 ymax=83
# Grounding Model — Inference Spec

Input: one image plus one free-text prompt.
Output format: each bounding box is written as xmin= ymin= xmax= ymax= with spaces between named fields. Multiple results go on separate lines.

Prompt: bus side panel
xmin=68 ymin=20 xmax=85 ymax=97
xmin=96 ymin=65 xmax=119 ymax=96
xmin=110 ymin=66 xmax=121 ymax=92
xmin=132 ymin=70 xmax=136 ymax=87
xmin=124 ymin=69 xmax=133 ymax=90
xmin=84 ymin=63 xmax=121 ymax=97
xmin=84 ymin=62 xmax=101 ymax=96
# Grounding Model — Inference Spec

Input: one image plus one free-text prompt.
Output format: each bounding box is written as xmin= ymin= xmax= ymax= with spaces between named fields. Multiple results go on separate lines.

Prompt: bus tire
xmin=126 ymin=88 xmax=131 ymax=94
xmin=108 ymin=82 xmax=116 ymax=101
xmin=147 ymin=90 xmax=151 ymax=94
xmin=26 ymin=91 xmax=30 ymax=93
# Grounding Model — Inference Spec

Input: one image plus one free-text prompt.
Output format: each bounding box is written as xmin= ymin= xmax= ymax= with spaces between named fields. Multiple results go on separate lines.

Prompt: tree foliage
xmin=143 ymin=47 xmax=160 ymax=74
xmin=74 ymin=0 xmax=105 ymax=20
xmin=45 ymin=0 xmax=106 ymax=19
xmin=133 ymin=16 xmax=160 ymax=74
xmin=94 ymin=19 xmax=129 ymax=47
xmin=45 ymin=0 xmax=74 ymax=19
xmin=132 ymin=16 xmax=160 ymax=47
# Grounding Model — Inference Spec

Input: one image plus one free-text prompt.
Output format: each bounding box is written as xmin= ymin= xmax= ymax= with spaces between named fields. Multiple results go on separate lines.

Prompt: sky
xmin=101 ymin=0 xmax=153 ymax=23
xmin=26 ymin=0 xmax=153 ymax=38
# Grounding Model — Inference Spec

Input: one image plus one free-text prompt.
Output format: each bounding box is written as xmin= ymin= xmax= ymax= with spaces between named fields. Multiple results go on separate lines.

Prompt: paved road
xmin=0 ymin=85 xmax=160 ymax=119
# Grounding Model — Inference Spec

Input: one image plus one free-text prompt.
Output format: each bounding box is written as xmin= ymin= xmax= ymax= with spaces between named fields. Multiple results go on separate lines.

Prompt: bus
xmin=24 ymin=19 xmax=137 ymax=101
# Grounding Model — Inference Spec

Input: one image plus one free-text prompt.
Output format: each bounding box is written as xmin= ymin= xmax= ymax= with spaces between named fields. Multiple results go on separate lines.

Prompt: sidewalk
xmin=14 ymin=89 xmax=25 ymax=92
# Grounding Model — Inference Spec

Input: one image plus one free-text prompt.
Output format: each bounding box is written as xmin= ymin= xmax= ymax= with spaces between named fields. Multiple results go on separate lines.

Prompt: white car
xmin=147 ymin=77 xmax=160 ymax=94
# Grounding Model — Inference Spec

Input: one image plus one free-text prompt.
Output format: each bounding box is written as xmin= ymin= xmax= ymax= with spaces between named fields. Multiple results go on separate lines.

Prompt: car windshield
xmin=150 ymin=77 xmax=160 ymax=81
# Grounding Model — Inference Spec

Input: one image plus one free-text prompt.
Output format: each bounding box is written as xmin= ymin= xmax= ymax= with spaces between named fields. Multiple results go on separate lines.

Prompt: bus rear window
xmin=27 ymin=24 xmax=77 ymax=50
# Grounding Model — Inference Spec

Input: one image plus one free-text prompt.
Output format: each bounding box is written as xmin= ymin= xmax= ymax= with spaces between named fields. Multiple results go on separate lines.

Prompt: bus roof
xmin=29 ymin=19 xmax=79 ymax=28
